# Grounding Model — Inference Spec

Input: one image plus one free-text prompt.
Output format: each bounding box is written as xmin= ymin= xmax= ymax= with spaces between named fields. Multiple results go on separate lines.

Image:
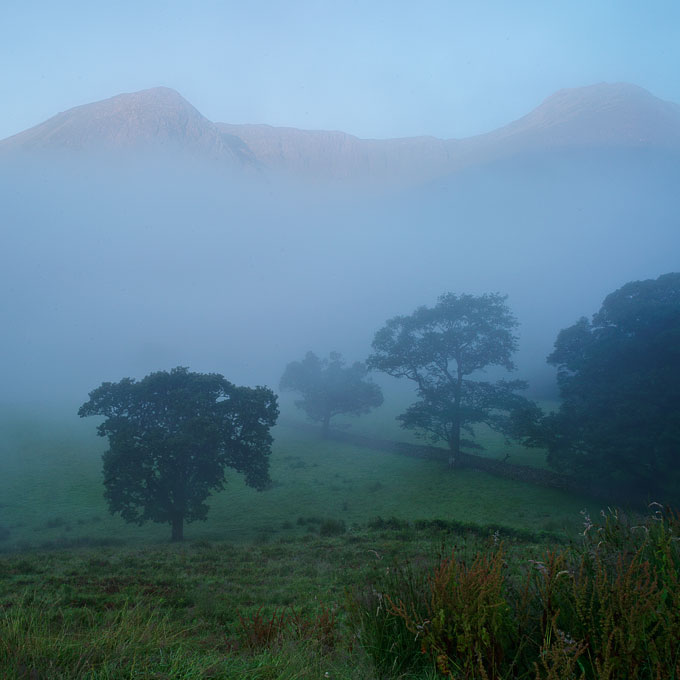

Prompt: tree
xmin=78 ymin=367 xmax=278 ymax=541
xmin=368 ymin=293 xmax=536 ymax=466
xmin=544 ymin=272 xmax=680 ymax=497
xmin=280 ymin=351 xmax=383 ymax=437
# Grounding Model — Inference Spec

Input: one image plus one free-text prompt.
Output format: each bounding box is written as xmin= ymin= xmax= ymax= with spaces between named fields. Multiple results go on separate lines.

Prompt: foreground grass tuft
xmin=349 ymin=506 xmax=680 ymax=679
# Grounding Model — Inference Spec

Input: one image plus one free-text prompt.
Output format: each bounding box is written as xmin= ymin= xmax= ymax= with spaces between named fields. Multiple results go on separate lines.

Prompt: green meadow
xmin=0 ymin=400 xmax=586 ymax=552
xmin=2 ymin=401 xmax=667 ymax=679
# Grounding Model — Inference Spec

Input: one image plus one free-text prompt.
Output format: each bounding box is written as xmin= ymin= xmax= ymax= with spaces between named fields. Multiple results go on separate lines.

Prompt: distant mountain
xmin=461 ymin=82 xmax=680 ymax=159
xmin=0 ymin=87 xmax=255 ymax=165
xmin=215 ymin=123 xmax=457 ymax=184
xmin=220 ymin=83 xmax=680 ymax=182
xmin=2 ymin=82 xmax=679 ymax=185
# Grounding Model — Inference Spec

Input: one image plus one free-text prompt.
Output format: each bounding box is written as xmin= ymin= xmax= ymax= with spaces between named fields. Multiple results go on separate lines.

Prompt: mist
xmin=2 ymin=144 xmax=679 ymax=415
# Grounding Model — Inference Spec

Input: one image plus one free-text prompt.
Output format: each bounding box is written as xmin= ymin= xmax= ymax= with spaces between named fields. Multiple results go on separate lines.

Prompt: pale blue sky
xmin=2 ymin=0 xmax=680 ymax=141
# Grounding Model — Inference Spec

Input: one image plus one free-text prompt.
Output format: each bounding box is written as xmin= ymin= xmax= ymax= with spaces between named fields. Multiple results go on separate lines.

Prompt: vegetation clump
xmin=350 ymin=505 xmax=680 ymax=679
xmin=542 ymin=272 xmax=680 ymax=500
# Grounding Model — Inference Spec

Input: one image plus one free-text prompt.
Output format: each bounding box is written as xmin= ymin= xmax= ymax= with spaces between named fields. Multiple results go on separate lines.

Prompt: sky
xmin=2 ymin=0 xmax=680 ymax=141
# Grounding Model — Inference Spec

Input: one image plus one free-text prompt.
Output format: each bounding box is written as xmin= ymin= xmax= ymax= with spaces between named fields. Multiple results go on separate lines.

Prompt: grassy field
xmin=0 ymin=400 xmax=587 ymax=552
xmin=1 ymin=401 xmax=652 ymax=679
xmin=0 ymin=523 xmax=560 ymax=679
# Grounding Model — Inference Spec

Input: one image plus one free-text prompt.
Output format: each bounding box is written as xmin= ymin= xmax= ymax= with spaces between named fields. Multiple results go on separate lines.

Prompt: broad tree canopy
xmin=79 ymin=367 xmax=279 ymax=541
xmin=280 ymin=351 xmax=383 ymax=436
xmin=545 ymin=272 xmax=680 ymax=497
xmin=368 ymin=293 xmax=536 ymax=464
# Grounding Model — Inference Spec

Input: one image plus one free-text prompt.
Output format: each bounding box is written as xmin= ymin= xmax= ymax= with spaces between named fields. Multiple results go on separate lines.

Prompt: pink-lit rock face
xmin=2 ymin=82 xmax=679 ymax=185
xmin=217 ymin=83 xmax=680 ymax=183
xmin=479 ymin=82 xmax=680 ymax=149
xmin=0 ymin=87 xmax=251 ymax=165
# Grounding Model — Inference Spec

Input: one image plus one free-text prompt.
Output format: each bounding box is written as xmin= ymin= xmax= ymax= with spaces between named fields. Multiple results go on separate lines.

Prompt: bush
xmin=319 ymin=519 xmax=346 ymax=537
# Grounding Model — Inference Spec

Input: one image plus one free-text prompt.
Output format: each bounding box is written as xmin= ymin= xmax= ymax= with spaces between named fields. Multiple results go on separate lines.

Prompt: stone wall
xmin=326 ymin=428 xmax=636 ymax=506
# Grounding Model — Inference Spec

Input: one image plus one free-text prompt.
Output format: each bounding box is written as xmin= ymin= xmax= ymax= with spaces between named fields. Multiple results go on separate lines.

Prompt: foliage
xmin=280 ymin=351 xmax=383 ymax=436
xmin=544 ymin=272 xmax=680 ymax=498
xmin=349 ymin=505 xmax=680 ymax=679
xmin=78 ymin=366 xmax=278 ymax=541
xmin=368 ymin=292 xmax=538 ymax=464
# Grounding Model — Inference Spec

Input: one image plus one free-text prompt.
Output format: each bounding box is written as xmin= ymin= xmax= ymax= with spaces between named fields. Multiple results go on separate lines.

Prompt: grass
xmin=0 ymin=522 xmax=551 ymax=679
xmin=308 ymin=391 xmax=557 ymax=469
xmin=352 ymin=506 xmax=680 ymax=679
xmin=2 ymin=509 xmax=676 ymax=679
xmin=0 ymin=403 xmax=672 ymax=678
xmin=0 ymin=403 xmax=588 ymax=551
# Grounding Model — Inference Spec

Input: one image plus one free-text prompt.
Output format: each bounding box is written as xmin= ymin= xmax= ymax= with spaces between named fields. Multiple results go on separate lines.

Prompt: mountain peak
xmin=489 ymin=82 xmax=680 ymax=148
xmin=0 ymin=87 xmax=251 ymax=164
xmin=102 ymin=86 xmax=197 ymax=111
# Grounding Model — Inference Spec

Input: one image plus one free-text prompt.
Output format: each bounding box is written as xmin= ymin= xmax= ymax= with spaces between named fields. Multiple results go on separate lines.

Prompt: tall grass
xmin=350 ymin=506 xmax=680 ymax=679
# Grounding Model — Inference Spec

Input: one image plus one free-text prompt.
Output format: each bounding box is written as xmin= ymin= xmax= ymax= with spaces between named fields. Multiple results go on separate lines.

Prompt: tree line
xmin=79 ymin=272 xmax=680 ymax=540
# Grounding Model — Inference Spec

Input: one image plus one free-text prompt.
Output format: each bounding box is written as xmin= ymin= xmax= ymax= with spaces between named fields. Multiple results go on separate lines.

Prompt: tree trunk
xmin=321 ymin=413 xmax=331 ymax=439
xmin=449 ymin=422 xmax=461 ymax=469
xmin=170 ymin=515 xmax=184 ymax=542
xmin=449 ymin=364 xmax=463 ymax=469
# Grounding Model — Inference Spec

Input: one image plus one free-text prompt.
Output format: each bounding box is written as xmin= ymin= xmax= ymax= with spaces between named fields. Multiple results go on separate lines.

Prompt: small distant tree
xmin=368 ymin=292 xmax=538 ymax=466
xmin=544 ymin=272 xmax=680 ymax=497
xmin=280 ymin=351 xmax=383 ymax=437
xmin=78 ymin=367 xmax=278 ymax=541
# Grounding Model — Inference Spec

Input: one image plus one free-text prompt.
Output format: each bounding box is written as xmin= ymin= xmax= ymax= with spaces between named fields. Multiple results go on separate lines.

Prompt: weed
xmin=349 ymin=507 xmax=680 ymax=679
xmin=347 ymin=558 xmax=432 ymax=677
xmin=233 ymin=605 xmax=338 ymax=654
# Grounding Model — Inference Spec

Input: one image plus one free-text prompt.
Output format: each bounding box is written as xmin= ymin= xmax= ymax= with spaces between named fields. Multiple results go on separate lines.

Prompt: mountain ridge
xmin=2 ymin=83 xmax=679 ymax=185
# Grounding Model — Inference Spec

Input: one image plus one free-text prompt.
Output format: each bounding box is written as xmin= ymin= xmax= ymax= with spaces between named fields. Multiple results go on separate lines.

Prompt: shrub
xmin=319 ymin=519 xmax=346 ymax=537
xmin=368 ymin=516 xmax=411 ymax=531
xmin=391 ymin=547 xmax=516 ymax=678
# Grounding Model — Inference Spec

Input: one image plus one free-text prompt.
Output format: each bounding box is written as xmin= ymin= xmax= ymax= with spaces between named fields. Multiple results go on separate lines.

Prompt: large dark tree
xmin=280 ymin=351 xmax=383 ymax=437
xmin=79 ymin=367 xmax=278 ymax=541
xmin=544 ymin=272 xmax=680 ymax=497
xmin=368 ymin=293 xmax=537 ymax=466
